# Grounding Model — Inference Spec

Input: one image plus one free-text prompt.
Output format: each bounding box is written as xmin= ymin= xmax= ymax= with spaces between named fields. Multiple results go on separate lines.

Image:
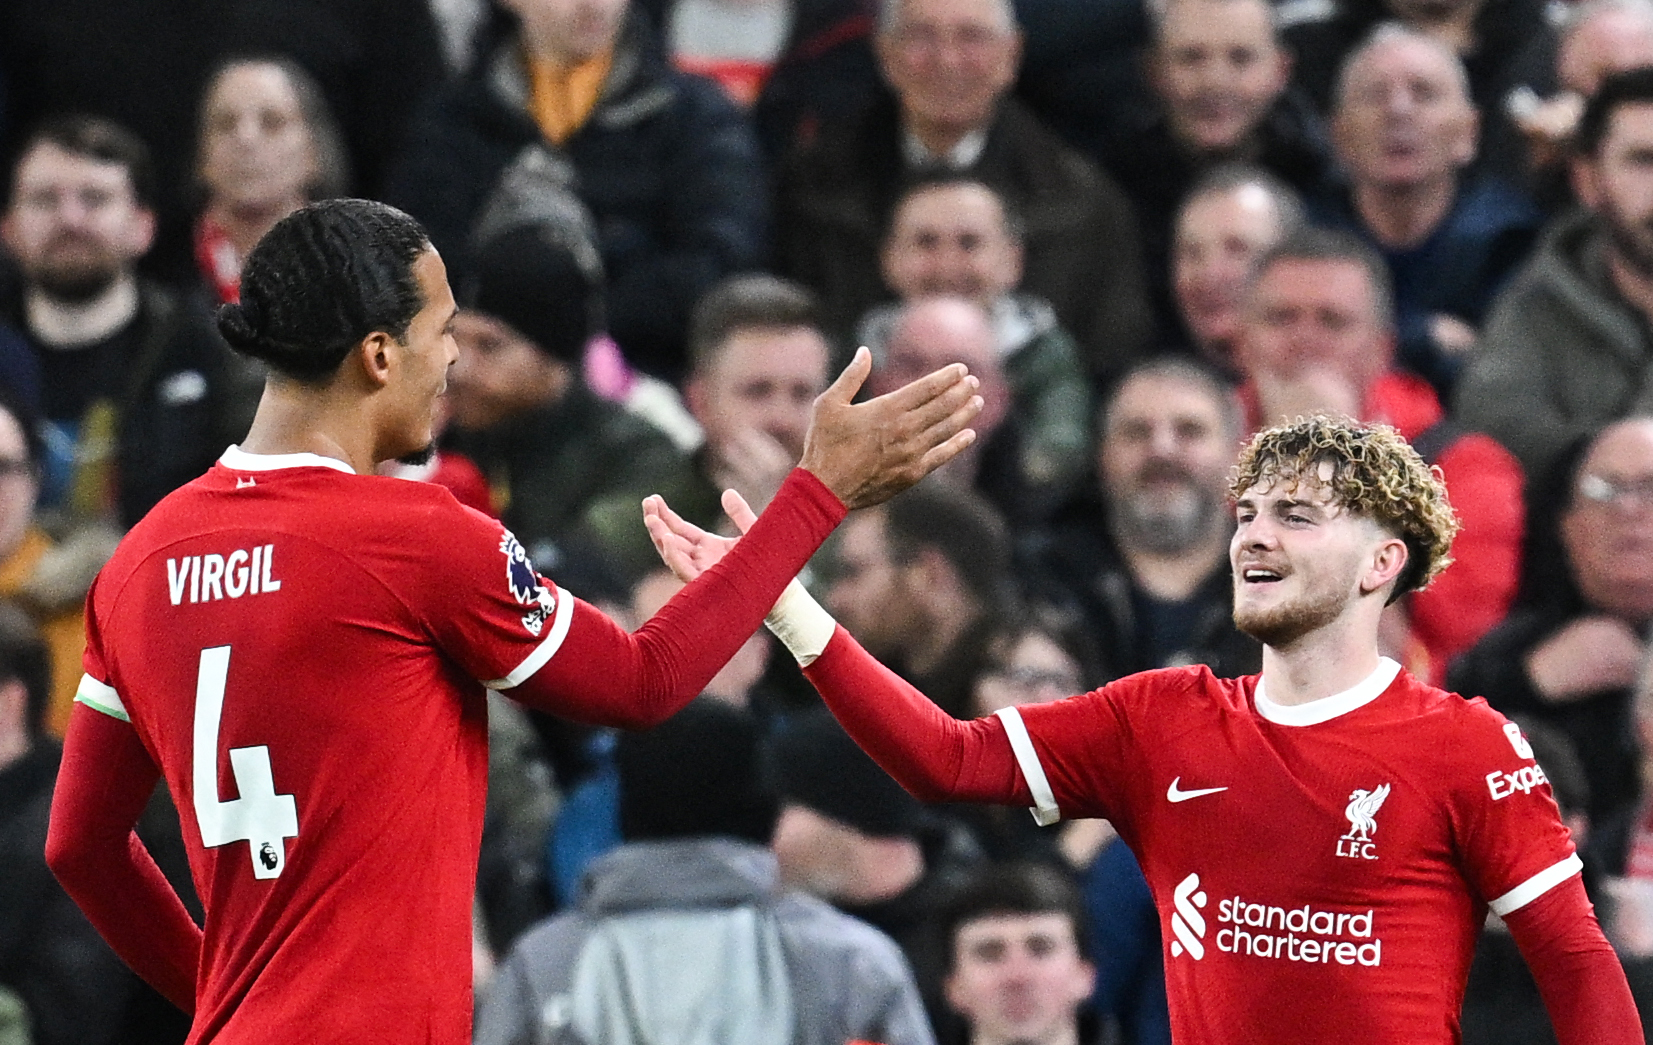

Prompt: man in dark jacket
xmin=774 ymin=0 xmax=1151 ymax=383
xmin=0 ymin=116 xmax=259 ymax=528
xmin=384 ymin=0 xmax=768 ymax=383
xmin=1032 ymin=358 xmax=1258 ymax=684
xmin=0 ymin=603 xmax=133 ymax=1045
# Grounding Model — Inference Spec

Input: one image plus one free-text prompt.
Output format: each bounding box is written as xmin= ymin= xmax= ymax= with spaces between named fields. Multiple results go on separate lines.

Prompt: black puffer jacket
xmin=384 ymin=12 xmax=769 ymax=382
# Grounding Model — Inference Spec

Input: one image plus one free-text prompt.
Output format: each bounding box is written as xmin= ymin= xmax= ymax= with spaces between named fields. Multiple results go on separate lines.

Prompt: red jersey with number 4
xmin=1000 ymin=659 xmax=1579 ymax=1044
xmin=77 ymin=449 xmax=591 ymax=1044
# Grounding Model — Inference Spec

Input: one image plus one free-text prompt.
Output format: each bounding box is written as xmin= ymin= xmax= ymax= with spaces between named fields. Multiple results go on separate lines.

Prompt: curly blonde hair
xmin=1229 ymin=415 xmax=1460 ymax=599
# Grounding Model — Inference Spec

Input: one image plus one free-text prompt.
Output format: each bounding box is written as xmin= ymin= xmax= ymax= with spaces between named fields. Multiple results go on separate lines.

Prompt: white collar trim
xmin=1254 ymin=657 xmax=1401 ymax=726
xmin=219 ymin=444 xmax=356 ymax=475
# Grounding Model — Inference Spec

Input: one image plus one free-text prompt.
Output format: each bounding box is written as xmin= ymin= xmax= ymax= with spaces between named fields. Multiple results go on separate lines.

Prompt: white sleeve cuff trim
xmin=996 ymin=706 xmax=1060 ymax=826
xmin=75 ymin=673 xmax=130 ymax=722
xmin=1489 ymin=854 xmax=1584 ymax=916
xmin=764 ymin=579 xmax=836 ymax=667
xmin=485 ymin=589 xmax=576 ymax=690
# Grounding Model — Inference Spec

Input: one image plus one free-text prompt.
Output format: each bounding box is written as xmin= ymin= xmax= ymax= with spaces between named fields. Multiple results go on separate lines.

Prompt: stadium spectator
xmin=870 ymin=297 xmax=1075 ymax=528
xmin=0 ymin=603 xmax=133 ymax=1045
xmin=937 ymin=862 xmax=1100 ymax=1045
xmin=0 ymin=116 xmax=260 ymax=526
xmin=443 ymin=222 xmax=699 ymax=583
xmin=1314 ymin=25 xmax=1541 ymax=397
xmin=477 ymin=699 xmax=936 ymax=1045
xmin=679 ymin=274 xmax=831 ymax=529
xmin=191 ymin=57 xmax=349 ymax=306
xmin=1170 ymin=164 xmax=1305 ymax=371
xmin=768 ymin=709 xmax=982 ymax=1031
xmin=384 ymin=0 xmax=767 ymax=382
xmin=774 ymin=0 xmax=1151 ymax=382
xmin=1510 ymin=0 xmax=1653 ymax=208
xmin=1448 ymin=417 xmax=1653 ymax=875
xmin=1280 ymin=0 xmax=1556 ymax=182
xmin=46 ymin=198 xmax=982 ymax=1044
xmin=1460 ymin=68 xmax=1653 ymax=484
xmin=1234 ymin=228 xmax=1524 ymax=685
xmin=1034 ymin=358 xmax=1259 ymax=686
xmin=0 ymin=389 xmax=99 ymax=738
xmin=826 ymin=478 xmax=1012 ymax=721
xmin=657 ymin=412 xmax=1643 ymax=1044
xmin=1103 ymin=0 xmax=1332 ymax=327
xmin=859 ymin=175 xmax=1094 ymax=514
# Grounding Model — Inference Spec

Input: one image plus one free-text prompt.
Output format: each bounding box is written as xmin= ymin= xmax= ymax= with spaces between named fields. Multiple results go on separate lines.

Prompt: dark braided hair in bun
xmin=217 ymin=199 xmax=430 ymax=382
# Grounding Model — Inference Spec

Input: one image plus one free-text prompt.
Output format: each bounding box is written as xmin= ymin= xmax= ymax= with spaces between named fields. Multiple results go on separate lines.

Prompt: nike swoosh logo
xmin=1167 ymin=777 xmax=1229 ymax=803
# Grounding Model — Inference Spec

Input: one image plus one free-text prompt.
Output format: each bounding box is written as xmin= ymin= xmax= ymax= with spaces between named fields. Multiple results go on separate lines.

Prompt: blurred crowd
xmin=6 ymin=0 xmax=1653 ymax=1041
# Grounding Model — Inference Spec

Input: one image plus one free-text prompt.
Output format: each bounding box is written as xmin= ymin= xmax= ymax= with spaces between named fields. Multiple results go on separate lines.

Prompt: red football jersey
xmin=1002 ymin=659 xmax=1579 ymax=1044
xmin=75 ymin=449 xmax=595 ymax=1044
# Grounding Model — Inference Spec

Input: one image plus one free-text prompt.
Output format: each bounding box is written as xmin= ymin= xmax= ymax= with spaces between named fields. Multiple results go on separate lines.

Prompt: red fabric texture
xmin=1502 ymin=875 xmax=1642 ymax=1045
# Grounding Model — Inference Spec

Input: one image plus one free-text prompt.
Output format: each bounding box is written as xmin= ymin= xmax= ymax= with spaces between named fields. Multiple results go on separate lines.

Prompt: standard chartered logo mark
xmin=1170 ymin=872 xmax=1208 ymax=959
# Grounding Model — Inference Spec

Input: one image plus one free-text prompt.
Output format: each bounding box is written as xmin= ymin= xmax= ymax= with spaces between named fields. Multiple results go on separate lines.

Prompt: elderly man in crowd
xmin=775 ymin=0 xmax=1151 ymax=381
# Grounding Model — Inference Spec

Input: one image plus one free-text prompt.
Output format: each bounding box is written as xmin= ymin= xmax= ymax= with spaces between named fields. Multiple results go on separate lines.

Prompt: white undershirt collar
xmin=1254 ymin=657 xmax=1401 ymax=727
xmin=219 ymin=444 xmax=356 ymax=475
xmin=901 ymin=126 xmax=988 ymax=170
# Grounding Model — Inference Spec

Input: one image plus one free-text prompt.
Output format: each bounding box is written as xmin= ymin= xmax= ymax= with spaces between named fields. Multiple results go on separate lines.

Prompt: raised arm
xmin=506 ymin=350 xmax=981 ymax=728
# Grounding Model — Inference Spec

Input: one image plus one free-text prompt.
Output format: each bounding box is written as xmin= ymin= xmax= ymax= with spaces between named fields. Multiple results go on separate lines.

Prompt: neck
xmin=1607 ymin=249 xmax=1653 ymax=324
xmin=1412 ymin=13 xmax=1477 ymax=53
xmin=1352 ymin=179 xmax=1456 ymax=249
xmin=974 ymin=1024 xmax=1080 ymax=1045
xmin=908 ymin=601 xmax=982 ymax=678
xmin=521 ymin=28 xmax=608 ymax=67
xmin=237 ymin=376 xmax=380 ymax=475
xmin=0 ymin=730 xmax=28 ymax=775
xmin=210 ymin=198 xmax=306 ymax=261
xmin=905 ymin=113 xmax=979 ymax=161
xmin=25 ymin=274 xmax=139 ymax=347
xmin=1117 ymin=528 xmax=1230 ymax=602
xmin=838 ymin=836 xmax=925 ymax=904
xmin=1258 ymin=615 xmax=1382 ymax=705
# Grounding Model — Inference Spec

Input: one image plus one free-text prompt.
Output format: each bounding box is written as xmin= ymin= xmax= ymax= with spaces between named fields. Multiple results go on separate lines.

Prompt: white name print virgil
xmin=167 ymin=545 xmax=282 ymax=605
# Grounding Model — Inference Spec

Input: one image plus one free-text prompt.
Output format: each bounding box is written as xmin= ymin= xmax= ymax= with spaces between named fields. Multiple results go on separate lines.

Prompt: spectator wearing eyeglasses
xmin=1449 ymin=417 xmax=1653 ymax=876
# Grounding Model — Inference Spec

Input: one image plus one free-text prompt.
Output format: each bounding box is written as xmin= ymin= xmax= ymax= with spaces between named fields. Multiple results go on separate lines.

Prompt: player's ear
xmin=1361 ymin=536 xmax=1408 ymax=597
xmin=355 ymin=331 xmax=396 ymax=389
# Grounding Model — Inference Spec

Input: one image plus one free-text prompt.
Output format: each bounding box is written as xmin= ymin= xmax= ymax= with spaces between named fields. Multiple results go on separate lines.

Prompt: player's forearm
xmin=514 ymin=468 xmax=846 ymax=727
xmin=802 ymin=624 xmax=1025 ymax=805
xmin=47 ymin=704 xmax=201 ymax=1013
xmin=1505 ymin=875 xmax=1641 ymax=1044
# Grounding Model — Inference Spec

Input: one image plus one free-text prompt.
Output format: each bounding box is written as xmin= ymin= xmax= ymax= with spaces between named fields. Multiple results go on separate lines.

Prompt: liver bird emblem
xmin=1343 ymin=784 xmax=1391 ymax=841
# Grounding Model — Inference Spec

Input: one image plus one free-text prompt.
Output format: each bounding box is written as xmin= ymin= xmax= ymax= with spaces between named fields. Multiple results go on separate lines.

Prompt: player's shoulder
xmin=1095 ymin=663 xmax=1251 ymax=712
xmin=1397 ymin=671 xmax=1534 ymax=762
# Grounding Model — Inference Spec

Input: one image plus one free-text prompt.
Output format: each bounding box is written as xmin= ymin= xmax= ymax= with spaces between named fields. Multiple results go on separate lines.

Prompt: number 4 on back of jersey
xmin=193 ymin=646 xmax=299 ymax=879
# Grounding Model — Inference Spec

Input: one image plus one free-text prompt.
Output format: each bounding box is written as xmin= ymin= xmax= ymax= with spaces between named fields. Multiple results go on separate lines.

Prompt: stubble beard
xmin=1232 ymin=578 xmax=1347 ymax=649
xmin=1114 ymin=479 xmax=1221 ymax=557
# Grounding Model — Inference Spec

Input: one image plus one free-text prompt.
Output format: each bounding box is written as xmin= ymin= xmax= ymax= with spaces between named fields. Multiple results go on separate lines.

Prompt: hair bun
xmin=216 ymin=298 xmax=262 ymax=351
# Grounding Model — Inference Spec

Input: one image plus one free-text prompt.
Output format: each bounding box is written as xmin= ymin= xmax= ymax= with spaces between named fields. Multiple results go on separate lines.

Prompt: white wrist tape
xmin=764 ymin=579 xmax=836 ymax=666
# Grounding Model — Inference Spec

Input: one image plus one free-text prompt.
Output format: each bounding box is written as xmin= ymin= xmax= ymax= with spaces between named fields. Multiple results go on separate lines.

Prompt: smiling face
xmin=1230 ymin=470 xmax=1401 ymax=648
xmin=1237 ymin=256 xmax=1392 ymax=391
xmin=876 ymin=0 xmax=1022 ymax=142
xmin=380 ymin=249 xmax=459 ymax=463
xmin=882 ymin=181 xmax=1023 ymax=306
xmin=1153 ymin=0 xmax=1291 ymax=154
xmin=1173 ymin=182 xmax=1290 ymax=359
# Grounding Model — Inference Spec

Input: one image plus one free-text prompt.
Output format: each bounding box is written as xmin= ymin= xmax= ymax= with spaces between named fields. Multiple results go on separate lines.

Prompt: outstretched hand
xmin=642 ymin=488 xmax=758 ymax=584
xmin=799 ymin=347 xmax=981 ymax=510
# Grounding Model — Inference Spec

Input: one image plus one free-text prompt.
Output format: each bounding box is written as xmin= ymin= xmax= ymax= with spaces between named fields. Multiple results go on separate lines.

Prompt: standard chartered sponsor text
xmin=1216 ymin=894 xmax=1382 ymax=966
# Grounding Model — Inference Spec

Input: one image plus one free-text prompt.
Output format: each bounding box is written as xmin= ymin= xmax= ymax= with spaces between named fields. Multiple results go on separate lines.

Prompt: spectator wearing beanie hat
xmin=474 ymin=700 xmax=936 ymax=1045
xmin=444 ymin=221 xmax=699 ymax=584
xmin=768 ymin=711 xmax=985 ymax=1031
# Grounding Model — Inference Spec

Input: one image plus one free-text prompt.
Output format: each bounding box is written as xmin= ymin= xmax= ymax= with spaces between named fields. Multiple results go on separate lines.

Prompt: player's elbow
xmin=44 ymin=817 xmax=97 ymax=894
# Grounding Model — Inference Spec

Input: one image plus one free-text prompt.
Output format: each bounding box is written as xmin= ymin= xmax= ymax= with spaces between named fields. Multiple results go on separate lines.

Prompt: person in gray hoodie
xmin=473 ymin=698 xmax=935 ymax=1045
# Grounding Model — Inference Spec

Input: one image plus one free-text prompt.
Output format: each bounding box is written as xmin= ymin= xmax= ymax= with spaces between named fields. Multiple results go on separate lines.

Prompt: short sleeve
xmin=1448 ymin=702 xmax=1581 ymax=917
xmin=409 ymin=502 xmax=579 ymax=690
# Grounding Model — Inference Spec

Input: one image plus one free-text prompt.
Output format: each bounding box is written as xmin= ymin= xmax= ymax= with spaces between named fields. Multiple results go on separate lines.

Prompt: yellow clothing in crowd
xmin=0 ymin=527 xmax=87 ymax=737
xmin=526 ymin=49 xmax=614 ymax=145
